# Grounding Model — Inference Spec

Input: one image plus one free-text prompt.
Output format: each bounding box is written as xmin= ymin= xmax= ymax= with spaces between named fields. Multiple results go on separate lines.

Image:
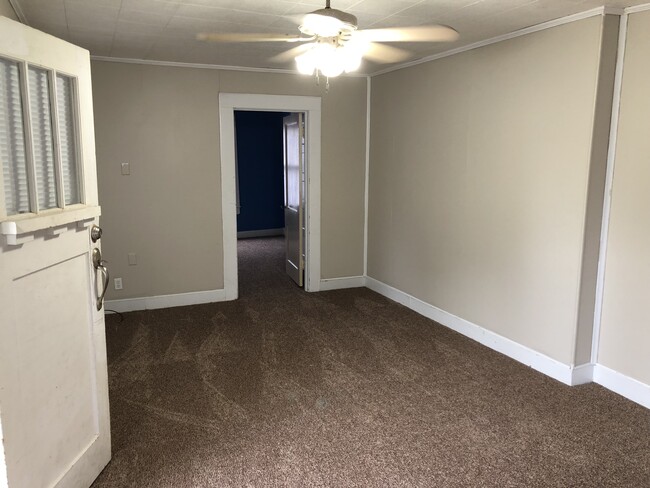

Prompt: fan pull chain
xmin=313 ymin=71 xmax=329 ymax=93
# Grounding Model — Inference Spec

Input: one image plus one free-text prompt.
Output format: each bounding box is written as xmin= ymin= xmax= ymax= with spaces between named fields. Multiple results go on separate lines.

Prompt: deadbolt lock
xmin=91 ymin=225 xmax=103 ymax=242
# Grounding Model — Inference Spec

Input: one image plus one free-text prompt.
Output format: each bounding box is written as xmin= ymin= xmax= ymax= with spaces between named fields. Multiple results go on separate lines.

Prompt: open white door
xmin=283 ymin=113 xmax=305 ymax=287
xmin=0 ymin=18 xmax=110 ymax=488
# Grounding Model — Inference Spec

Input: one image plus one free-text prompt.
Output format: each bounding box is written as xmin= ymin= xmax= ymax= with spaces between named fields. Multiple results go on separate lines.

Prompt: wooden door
xmin=0 ymin=17 xmax=110 ymax=488
xmin=283 ymin=113 xmax=305 ymax=286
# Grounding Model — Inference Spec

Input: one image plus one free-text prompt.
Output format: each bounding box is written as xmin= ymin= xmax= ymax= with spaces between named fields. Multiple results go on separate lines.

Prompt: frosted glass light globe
xmin=296 ymin=49 xmax=317 ymax=75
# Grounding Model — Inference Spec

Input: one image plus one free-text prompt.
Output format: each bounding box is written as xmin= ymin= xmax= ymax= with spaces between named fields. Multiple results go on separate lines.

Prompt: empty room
xmin=1 ymin=0 xmax=649 ymax=486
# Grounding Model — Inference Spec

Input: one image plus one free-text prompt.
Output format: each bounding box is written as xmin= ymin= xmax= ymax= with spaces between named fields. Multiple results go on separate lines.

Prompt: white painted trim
xmin=7 ymin=0 xmax=26 ymax=24
xmin=319 ymin=276 xmax=366 ymax=291
xmin=0 ymin=407 xmax=6 ymax=488
xmin=219 ymin=100 xmax=240 ymax=301
xmin=371 ymin=7 xmax=613 ymax=77
xmin=365 ymin=276 xmax=583 ymax=386
xmin=237 ymin=228 xmax=284 ymax=239
xmin=363 ymin=277 xmax=650 ymax=408
xmin=105 ymin=289 xmax=226 ymax=313
xmin=594 ymin=364 xmax=650 ymax=409
xmin=219 ymin=93 xmax=322 ymax=297
xmin=591 ymin=12 xmax=629 ymax=364
xmin=91 ymin=55 xmax=297 ymax=75
xmin=602 ymin=7 xmax=626 ymax=16
xmin=220 ymin=93 xmax=320 ymax=111
xmin=624 ymin=3 xmax=650 ymax=15
xmin=571 ymin=363 xmax=595 ymax=385
xmin=363 ymin=77 xmax=371 ymax=277
xmin=89 ymin=55 xmax=369 ymax=78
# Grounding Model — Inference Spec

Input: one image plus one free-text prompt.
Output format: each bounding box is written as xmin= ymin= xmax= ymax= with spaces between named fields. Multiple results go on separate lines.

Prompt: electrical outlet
xmin=114 ymin=277 xmax=123 ymax=290
xmin=128 ymin=253 xmax=137 ymax=265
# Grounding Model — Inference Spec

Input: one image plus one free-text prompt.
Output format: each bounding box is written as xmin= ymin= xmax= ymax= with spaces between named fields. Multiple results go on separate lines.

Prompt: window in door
xmin=0 ymin=56 xmax=83 ymax=220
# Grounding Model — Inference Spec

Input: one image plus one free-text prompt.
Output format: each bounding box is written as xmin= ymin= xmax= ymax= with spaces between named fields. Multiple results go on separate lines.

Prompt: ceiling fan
xmin=197 ymin=0 xmax=459 ymax=79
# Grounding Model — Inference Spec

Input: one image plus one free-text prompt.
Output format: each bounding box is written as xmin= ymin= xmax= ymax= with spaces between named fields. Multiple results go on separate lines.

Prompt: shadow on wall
xmin=235 ymin=111 xmax=290 ymax=236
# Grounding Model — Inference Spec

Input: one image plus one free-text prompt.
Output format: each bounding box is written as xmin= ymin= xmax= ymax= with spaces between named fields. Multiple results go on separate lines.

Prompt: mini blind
xmin=56 ymin=74 xmax=80 ymax=205
xmin=0 ymin=57 xmax=30 ymax=215
xmin=1 ymin=60 xmax=83 ymax=218
xmin=28 ymin=66 xmax=58 ymax=210
xmin=285 ymin=122 xmax=300 ymax=209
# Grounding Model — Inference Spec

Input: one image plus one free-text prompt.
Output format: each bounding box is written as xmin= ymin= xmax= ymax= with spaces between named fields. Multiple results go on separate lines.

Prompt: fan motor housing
xmin=300 ymin=8 xmax=358 ymax=36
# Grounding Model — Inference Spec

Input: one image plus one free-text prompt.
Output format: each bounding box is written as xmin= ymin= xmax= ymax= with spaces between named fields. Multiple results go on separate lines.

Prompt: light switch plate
xmin=128 ymin=253 xmax=137 ymax=265
xmin=121 ymin=162 xmax=130 ymax=175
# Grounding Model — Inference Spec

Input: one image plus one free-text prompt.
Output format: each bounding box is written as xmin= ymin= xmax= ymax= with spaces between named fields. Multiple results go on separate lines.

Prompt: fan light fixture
xmin=196 ymin=0 xmax=460 ymax=86
xmin=295 ymin=1 xmax=363 ymax=79
xmin=295 ymin=38 xmax=366 ymax=78
xmin=300 ymin=13 xmax=345 ymax=38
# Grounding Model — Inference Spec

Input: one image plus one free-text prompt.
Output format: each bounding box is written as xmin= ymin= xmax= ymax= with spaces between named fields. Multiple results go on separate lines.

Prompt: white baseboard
xmin=365 ymin=276 xmax=650 ymax=409
xmin=105 ymin=288 xmax=228 ymax=313
xmin=593 ymin=364 xmax=650 ymax=409
xmin=365 ymin=276 xmax=580 ymax=386
xmin=237 ymin=228 xmax=284 ymax=239
xmin=570 ymin=363 xmax=595 ymax=385
xmin=102 ymin=275 xmax=650 ymax=410
xmin=319 ymin=276 xmax=366 ymax=291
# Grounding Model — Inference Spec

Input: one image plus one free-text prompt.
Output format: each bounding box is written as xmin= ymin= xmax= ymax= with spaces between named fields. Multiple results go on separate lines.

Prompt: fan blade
xmin=284 ymin=13 xmax=306 ymax=26
xmin=269 ymin=44 xmax=313 ymax=63
xmin=363 ymin=43 xmax=412 ymax=64
xmin=197 ymin=32 xmax=313 ymax=43
xmin=356 ymin=25 xmax=459 ymax=43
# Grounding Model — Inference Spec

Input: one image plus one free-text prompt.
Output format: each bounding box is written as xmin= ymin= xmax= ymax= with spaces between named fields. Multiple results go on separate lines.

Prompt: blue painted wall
xmin=235 ymin=111 xmax=288 ymax=233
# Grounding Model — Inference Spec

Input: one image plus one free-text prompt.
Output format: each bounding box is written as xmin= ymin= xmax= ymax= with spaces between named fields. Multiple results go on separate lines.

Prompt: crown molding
xmin=370 ymin=6 xmax=617 ymax=78
xmin=8 ymin=0 xmax=27 ymax=24
xmin=89 ymin=55 xmax=370 ymax=78
xmin=90 ymin=56 xmax=298 ymax=75
xmin=16 ymin=0 xmax=646 ymax=79
xmin=625 ymin=3 xmax=650 ymax=14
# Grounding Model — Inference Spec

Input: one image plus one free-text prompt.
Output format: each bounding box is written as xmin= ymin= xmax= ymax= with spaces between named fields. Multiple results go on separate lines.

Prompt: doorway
xmin=219 ymin=94 xmax=322 ymax=299
xmin=234 ymin=110 xmax=305 ymax=290
xmin=234 ymin=110 xmax=288 ymax=240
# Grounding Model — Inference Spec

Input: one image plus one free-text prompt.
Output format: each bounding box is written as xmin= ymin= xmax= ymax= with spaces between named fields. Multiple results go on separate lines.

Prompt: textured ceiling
xmin=10 ymin=0 xmax=649 ymax=74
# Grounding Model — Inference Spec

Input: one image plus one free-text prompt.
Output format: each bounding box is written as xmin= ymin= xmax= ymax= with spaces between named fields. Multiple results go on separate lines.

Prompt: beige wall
xmin=598 ymin=10 xmax=650 ymax=385
xmin=92 ymin=62 xmax=367 ymax=300
xmin=368 ymin=17 xmax=611 ymax=365
xmin=0 ymin=0 xmax=17 ymax=21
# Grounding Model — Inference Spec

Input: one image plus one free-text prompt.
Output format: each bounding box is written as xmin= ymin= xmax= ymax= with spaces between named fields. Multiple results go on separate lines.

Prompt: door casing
xmin=219 ymin=93 xmax=322 ymax=297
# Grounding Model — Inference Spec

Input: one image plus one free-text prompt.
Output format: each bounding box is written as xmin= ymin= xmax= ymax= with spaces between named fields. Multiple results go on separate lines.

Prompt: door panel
xmin=283 ymin=113 xmax=304 ymax=286
xmin=0 ymin=17 xmax=110 ymax=488
xmin=2 ymin=252 xmax=97 ymax=487
xmin=0 ymin=226 xmax=110 ymax=488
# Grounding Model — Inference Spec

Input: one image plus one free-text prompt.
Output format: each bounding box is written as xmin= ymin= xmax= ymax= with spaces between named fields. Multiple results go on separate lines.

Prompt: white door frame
xmin=218 ymin=93 xmax=322 ymax=298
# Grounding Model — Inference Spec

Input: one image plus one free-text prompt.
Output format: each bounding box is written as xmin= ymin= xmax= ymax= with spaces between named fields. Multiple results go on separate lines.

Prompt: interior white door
xmin=283 ymin=113 xmax=305 ymax=287
xmin=0 ymin=17 xmax=111 ymax=488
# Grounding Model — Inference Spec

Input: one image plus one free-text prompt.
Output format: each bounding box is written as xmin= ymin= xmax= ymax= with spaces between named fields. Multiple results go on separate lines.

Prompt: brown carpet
xmin=93 ymin=237 xmax=650 ymax=487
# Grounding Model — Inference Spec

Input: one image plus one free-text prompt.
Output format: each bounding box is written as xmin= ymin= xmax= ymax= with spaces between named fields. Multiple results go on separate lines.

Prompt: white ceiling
xmin=11 ymin=0 xmax=649 ymax=74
